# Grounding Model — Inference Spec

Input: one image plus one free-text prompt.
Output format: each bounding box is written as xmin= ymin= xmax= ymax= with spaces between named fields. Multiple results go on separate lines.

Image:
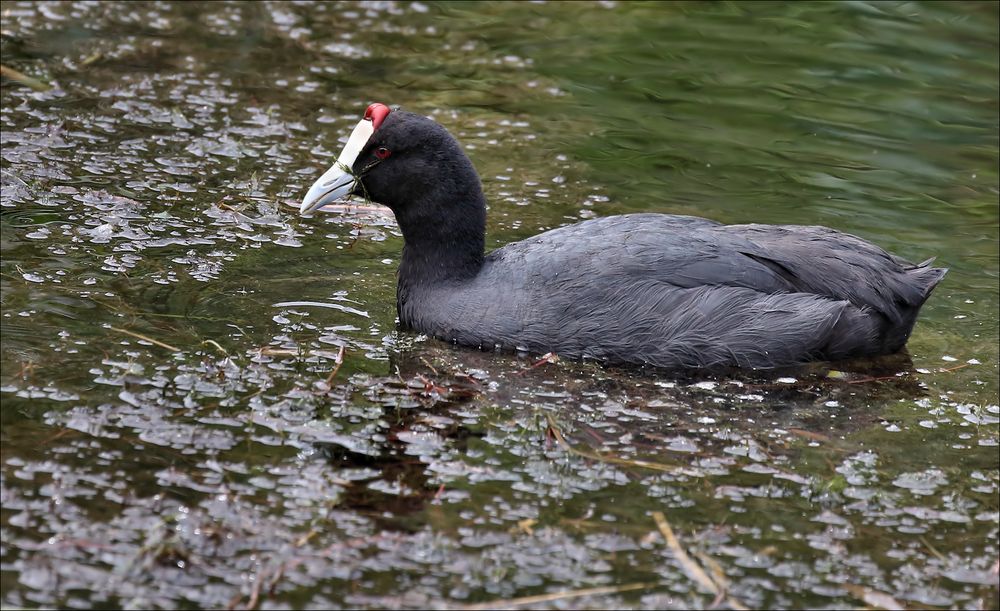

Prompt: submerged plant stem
xmin=325 ymin=345 xmax=347 ymax=385
xmin=0 ymin=65 xmax=52 ymax=91
xmin=545 ymin=414 xmax=681 ymax=473
xmin=109 ymin=326 xmax=181 ymax=352
xmin=457 ymin=581 xmax=661 ymax=610
xmin=652 ymin=511 xmax=748 ymax=610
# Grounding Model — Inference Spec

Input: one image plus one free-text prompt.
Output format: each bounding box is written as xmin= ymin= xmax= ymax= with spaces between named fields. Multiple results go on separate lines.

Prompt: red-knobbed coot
xmin=300 ymin=103 xmax=946 ymax=369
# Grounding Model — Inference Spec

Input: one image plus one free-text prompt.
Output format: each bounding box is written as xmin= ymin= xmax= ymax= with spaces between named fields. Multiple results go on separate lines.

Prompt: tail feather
xmin=913 ymin=264 xmax=948 ymax=303
xmin=879 ymin=262 xmax=946 ymax=352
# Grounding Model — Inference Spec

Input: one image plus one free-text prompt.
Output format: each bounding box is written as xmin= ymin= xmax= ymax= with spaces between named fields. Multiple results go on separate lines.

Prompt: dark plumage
xmin=309 ymin=108 xmax=946 ymax=369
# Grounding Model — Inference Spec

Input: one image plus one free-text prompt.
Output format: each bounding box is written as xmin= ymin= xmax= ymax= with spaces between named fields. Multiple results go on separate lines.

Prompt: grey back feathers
xmin=398 ymin=214 xmax=945 ymax=369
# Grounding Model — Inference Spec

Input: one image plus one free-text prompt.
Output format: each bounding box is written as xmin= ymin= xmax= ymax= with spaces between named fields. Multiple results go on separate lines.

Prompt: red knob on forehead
xmin=364 ymin=103 xmax=391 ymax=130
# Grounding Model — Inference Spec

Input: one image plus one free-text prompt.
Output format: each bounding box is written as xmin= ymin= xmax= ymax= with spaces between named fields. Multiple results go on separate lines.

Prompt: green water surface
xmin=1 ymin=1 xmax=997 ymax=609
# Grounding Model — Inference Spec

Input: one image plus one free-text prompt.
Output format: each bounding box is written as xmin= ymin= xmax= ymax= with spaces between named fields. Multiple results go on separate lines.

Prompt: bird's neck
xmin=394 ymin=182 xmax=487 ymax=290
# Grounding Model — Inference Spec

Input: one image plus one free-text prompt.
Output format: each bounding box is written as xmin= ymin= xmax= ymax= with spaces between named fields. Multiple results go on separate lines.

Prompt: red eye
xmin=375 ymin=147 xmax=391 ymax=160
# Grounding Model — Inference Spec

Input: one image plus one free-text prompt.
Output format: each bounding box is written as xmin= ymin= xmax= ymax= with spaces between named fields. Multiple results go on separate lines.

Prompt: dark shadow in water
xmin=316 ymin=340 xmax=931 ymax=530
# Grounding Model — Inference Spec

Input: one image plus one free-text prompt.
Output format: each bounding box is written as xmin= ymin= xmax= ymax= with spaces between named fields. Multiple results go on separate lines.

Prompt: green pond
xmin=1 ymin=1 xmax=998 ymax=609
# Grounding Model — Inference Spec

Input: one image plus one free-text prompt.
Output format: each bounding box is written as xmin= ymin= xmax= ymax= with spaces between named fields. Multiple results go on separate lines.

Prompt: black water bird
xmin=300 ymin=103 xmax=946 ymax=369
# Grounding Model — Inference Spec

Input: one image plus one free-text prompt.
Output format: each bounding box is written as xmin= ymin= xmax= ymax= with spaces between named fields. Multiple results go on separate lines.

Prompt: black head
xmin=300 ymin=104 xmax=488 ymax=279
xmin=350 ymin=110 xmax=480 ymax=212
xmin=353 ymin=109 xmax=487 ymax=253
